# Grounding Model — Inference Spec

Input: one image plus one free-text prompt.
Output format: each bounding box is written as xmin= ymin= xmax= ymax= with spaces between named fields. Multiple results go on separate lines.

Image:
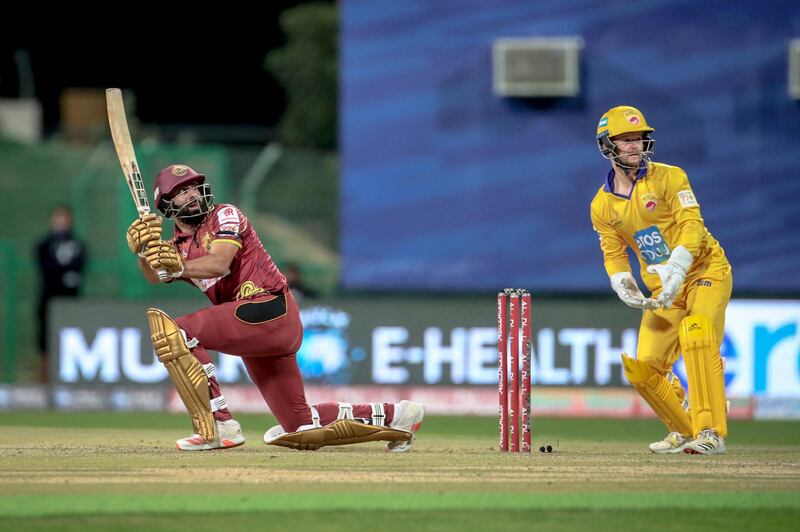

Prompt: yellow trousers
xmin=637 ymin=266 xmax=732 ymax=372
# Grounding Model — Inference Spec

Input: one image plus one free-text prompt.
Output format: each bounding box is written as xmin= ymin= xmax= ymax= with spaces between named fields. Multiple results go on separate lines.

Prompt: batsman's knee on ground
xmin=264 ymin=419 xmax=412 ymax=451
xmin=147 ymin=308 xmax=216 ymax=442
xmin=264 ymin=402 xmax=419 ymax=451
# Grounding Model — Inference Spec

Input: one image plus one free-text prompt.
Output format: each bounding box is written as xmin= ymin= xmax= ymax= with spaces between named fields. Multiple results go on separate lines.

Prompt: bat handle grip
xmin=140 ymin=242 xmax=171 ymax=281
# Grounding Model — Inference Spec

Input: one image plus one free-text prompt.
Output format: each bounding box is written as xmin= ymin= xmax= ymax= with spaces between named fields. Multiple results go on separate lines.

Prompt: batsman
xmin=126 ymin=164 xmax=424 ymax=451
xmin=590 ymin=106 xmax=732 ymax=455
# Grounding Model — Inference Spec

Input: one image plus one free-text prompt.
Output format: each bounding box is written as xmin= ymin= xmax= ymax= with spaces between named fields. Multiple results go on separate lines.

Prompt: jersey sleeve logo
xmin=633 ymin=226 xmax=671 ymax=265
xmin=219 ymin=223 xmax=241 ymax=234
xmin=217 ymin=206 xmax=240 ymax=225
xmin=677 ymin=189 xmax=698 ymax=208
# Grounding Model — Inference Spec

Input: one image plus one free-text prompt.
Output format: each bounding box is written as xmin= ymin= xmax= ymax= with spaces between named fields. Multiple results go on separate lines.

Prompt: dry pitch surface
xmin=0 ymin=413 xmax=798 ymax=531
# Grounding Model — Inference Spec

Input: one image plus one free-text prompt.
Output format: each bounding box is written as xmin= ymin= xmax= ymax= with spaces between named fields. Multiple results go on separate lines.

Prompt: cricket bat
xmin=106 ymin=88 xmax=167 ymax=279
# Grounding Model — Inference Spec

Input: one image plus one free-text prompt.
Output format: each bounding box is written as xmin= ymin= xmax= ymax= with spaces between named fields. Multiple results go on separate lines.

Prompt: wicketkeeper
xmin=590 ymin=106 xmax=732 ymax=455
xmin=127 ymin=164 xmax=424 ymax=451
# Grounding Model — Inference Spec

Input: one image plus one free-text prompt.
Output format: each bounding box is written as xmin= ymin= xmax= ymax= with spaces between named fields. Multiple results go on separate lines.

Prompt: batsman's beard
xmin=174 ymin=199 xmax=209 ymax=225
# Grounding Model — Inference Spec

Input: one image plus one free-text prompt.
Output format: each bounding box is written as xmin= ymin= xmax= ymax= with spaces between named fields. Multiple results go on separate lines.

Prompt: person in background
xmin=283 ymin=261 xmax=319 ymax=303
xmin=34 ymin=205 xmax=87 ymax=383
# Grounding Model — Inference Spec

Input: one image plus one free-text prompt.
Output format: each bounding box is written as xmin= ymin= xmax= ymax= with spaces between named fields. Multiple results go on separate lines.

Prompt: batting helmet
xmin=153 ymin=164 xmax=213 ymax=221
xmin=596 ymin=106 xmax=655 ymax=169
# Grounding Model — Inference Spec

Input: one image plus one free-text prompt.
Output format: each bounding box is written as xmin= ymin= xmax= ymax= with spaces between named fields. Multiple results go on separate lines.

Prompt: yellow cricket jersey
xmin=590 ymin=162 xmax=730 ymax=293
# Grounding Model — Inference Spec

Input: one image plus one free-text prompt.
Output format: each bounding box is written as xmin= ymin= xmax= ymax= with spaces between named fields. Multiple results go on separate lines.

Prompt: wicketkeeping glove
xmin=646 ymin=245 xmax=693 ymax=309
xmin=610 ymin=272 xmax=660 ymax=310
xmin=126 ymin=213 xmax=162 ymax=255
xmin=142 ymin=240 xmax=184 ymax=278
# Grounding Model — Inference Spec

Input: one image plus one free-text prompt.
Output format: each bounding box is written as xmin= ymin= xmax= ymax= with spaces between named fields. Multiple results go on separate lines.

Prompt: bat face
xmin=106 ymin=88 xmax=150 ymax=216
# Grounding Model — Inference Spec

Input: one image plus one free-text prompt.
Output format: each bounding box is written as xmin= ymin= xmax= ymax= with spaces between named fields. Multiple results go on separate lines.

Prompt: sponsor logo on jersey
xmin=677 ymin=189 xmax=698 ymax=208
xmin=202 ymin=232 xmax=213 ymax=252
xmin=633 ymin=225 xmax=671 ymax=265
xmin=235 ymin=281 xmax=265 ymax=300
xmin=696 ymin=280 xmax=713 ymax=287
xmin=218 ymin=206 xmax=240 ymax=225
xmin=641 ymin=193 xmax=658 ymax=211
xmin=219 ymin=223 xmax=240 ymax=234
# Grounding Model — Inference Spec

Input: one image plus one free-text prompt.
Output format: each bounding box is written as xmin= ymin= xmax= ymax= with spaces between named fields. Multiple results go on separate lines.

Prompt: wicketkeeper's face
xmin=610 ymin=132 xmax=643 ymax=167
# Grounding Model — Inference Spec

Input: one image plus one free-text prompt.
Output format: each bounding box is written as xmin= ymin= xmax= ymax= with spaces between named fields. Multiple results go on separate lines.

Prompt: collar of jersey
xmin=603 ymin=161 xmax=649 ymax=199
xmin=173 ymin=217 xmax=210 ymax=241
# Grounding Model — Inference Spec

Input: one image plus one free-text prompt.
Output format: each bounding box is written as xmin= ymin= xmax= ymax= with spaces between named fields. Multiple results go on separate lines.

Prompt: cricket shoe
xmin=385 ymin=400 xmax=425 ymax=453
xmin=176 ymin=419 xmax=246 ymax=451
xmin=683 ymin=429 xmax=726 ymax=455
xmin=263 ymin=424 xmax=286 ymax=444
xmin=648 ymin=432 xmax=690 ymax=454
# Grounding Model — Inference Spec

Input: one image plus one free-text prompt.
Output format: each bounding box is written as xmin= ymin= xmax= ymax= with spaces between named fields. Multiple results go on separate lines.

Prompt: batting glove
xmin=143 ymin=240 xmax=184 ymax=279
xmin=126 ymin=213 xmax=162 ymax=255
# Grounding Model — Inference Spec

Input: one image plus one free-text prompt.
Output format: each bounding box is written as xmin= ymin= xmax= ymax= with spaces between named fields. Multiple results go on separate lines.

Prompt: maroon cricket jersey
xmin=172 ymin=204 xmax=287 ymax=304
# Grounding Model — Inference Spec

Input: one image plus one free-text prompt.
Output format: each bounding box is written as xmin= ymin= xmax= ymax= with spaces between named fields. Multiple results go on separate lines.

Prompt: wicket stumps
xmin=497 ymin=288 xmax=532 ymax=453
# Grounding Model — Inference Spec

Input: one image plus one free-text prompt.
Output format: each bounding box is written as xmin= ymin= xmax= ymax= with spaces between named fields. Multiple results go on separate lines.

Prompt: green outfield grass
xmin=1 ymin=413 xmax=798 ymax=531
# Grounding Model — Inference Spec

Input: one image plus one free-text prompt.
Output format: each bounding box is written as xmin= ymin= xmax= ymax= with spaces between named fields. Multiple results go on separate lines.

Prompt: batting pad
xmin=679 ymin=315 xmax=728 ymax=438
xmin=147 ymin=308 xmax=217 ymax=443
xmin=265 ymin=419 xmax=412 ymax=451
xmin=622 ymin=353 xmax=692 ymax=436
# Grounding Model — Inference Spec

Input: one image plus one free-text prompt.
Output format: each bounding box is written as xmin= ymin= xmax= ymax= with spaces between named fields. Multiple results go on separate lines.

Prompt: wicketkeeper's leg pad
xmin=147 ymin=308 xmax=216 ymax=442
xmin=264 ymin=419 xmax=412 ymax=451
xmin=679 ymin=314 xmax=728 ymax=438
xmin=622 ymin=352 xmax=692 ymax=436
xmin=667 ymin=371 xmax=689 ymax=412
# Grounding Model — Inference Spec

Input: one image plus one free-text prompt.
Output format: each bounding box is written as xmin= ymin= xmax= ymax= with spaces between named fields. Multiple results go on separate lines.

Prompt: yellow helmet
xmin=596 ymin=106 xmax=655 ymax=169
xmin=596 ymin=106 xmax=654 ymax=138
